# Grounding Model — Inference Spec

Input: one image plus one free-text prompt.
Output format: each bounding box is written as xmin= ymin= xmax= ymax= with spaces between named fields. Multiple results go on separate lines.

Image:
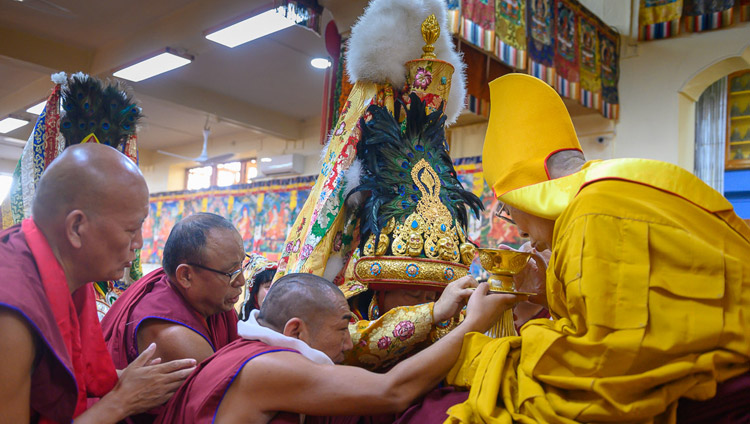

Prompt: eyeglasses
xmin=187 ymin=253 xmax=251 ymax=285
xmin=494 ymin=202 xmax=516 ymax=226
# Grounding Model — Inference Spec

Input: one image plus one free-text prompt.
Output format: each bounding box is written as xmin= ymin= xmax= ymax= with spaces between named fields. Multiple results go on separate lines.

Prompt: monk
xmin=442 ymin=74 xmax=750 ymax=423
xmin=0 ymin=144 xmax=196 ymax=424
xmin=103 ymin=212 xmax=241 ymax=367
xmin=156 ymin=273 xmax=519 ymax=424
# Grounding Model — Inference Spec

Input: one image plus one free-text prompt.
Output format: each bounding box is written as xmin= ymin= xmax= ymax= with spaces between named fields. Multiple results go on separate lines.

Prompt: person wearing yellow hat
xmin=442 ymin=73 xmax=750 ymax=423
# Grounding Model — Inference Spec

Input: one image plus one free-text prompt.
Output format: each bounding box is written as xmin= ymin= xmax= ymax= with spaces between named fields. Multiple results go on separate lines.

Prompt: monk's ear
xmin=174 ymin=264 xmax=192 ymax=289
xmin=282 ymin=318 xmax=306 ymax=340
xmin=64 ymin=210 xmax=87 ymax=249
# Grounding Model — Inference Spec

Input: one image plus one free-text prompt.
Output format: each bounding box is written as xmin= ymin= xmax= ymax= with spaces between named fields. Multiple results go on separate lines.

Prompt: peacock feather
xmin=60 ymin=74 xmax=142 ymax=149
xmin=350 ymin=92 xmax=483 ymax=251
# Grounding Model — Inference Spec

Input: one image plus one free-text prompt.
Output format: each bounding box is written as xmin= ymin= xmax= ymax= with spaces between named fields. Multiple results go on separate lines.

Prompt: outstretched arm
xmin=223 ymin=284 xmax=518 ymax=421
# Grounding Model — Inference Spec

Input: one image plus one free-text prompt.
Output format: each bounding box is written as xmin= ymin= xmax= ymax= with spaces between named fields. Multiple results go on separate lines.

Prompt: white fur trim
xmin=322 ymin=254 xmax=345 ymax=283
xmin=346 ymin=0 xmax=466 ymax=124
xmin=50 ymin=72 xmax=67 ymax=85
xmin=342 ymin=159 xmax=362 ymax=200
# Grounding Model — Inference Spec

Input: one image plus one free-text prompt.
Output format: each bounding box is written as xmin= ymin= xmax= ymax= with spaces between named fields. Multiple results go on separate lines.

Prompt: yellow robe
xmin=446 ymin=159 xmax=750 ymax=423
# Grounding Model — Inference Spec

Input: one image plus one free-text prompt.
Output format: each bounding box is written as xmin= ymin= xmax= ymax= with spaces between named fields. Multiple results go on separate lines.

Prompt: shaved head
xmin=31 ymin=143 xmax=150 ymax=290
xmin=258 ymin=273 xmax=345 ymax=332
xmin=33 ymin=143 xmax=147 ymax=223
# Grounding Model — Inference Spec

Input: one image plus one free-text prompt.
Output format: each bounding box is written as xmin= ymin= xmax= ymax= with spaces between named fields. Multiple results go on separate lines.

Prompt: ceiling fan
xmin=157 ymin=118 xmax=234 ymax=165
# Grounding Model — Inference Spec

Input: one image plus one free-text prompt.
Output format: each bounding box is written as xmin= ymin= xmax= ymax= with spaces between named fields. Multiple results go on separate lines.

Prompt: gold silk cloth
xmin=445 ymin=159 xmax=750 ymax=423
xmin=345 ymin=302 xmax=434 ymax=370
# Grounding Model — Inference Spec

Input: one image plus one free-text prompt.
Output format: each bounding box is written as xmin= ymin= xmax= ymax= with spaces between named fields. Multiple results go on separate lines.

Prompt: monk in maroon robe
xmin=103 ymin=212 xmax=241 ymax=369
xmin=0 ymin=144 xmax=196 ymax=424
xmin=156 ymin=273 xmax=519 ymax=424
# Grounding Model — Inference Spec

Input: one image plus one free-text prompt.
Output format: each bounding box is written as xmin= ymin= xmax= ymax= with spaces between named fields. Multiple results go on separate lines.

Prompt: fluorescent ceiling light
xmin=26 ymin=101 xmax=46 ymax=115
xmin=0 ymin=117 xmax=29 ymax=134
xmin=113 ymin=50 xmax=192 ymax=82
xmin=206 ymin=7 xmax=299 ymax=48
xmin=311 ymin=58 xmax=331 ymax=69
xmin=260 ymin=157 xmax=272 ymax=163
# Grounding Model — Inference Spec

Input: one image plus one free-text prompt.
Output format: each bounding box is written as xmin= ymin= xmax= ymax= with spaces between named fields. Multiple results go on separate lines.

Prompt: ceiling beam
xmin=0 ymin=27 xmax=93 ymax=73
xmin=134 ymin=80 xmax=302 ymax=140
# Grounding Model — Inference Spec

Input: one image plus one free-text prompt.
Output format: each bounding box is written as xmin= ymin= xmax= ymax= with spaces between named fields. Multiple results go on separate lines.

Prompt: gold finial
xmin=421 ymin=14 xmax=440 ymax=59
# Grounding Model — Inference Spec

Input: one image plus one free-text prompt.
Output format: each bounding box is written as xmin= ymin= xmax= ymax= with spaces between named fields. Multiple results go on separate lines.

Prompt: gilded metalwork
xmin=355 ymin=256 xmax=469 ymax=287
xmin=477 ymin=248 xmax=535 ymax=338
xmin=389 ymin=159 xmax=464 ymax=265
xmin=420 ymin=14 xmax=440 ymax=59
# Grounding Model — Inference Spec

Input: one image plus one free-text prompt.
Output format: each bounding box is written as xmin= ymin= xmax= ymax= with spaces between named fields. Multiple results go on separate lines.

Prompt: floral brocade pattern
xmin=345 ymin=302 xmax=434 ymax=371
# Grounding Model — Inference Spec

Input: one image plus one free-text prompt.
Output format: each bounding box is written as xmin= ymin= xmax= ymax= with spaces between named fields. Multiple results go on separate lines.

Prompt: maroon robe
xmin=155 ymin=338 xmax=300 ymax=424
xmin=102 ymin=267 xmax=239 ymax=370
xmin=0 ymin=223 xmax=116 ymax=423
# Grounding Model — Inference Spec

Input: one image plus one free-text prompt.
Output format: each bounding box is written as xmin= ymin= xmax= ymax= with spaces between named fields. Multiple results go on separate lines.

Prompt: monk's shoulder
xmin=137 ymin=319 xmax=214 ymax=361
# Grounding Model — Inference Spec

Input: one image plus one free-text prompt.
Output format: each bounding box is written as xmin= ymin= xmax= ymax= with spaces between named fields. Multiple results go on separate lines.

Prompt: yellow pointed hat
xmin=483 ymin=74 xmax=582 ymax=197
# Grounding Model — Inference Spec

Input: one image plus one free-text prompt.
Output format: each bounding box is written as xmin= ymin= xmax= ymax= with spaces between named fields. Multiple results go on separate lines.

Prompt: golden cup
xmin=477 ymin=248 xmax=535 ymax=295
xmin=477 ymin=248 xmax=534 ymax=338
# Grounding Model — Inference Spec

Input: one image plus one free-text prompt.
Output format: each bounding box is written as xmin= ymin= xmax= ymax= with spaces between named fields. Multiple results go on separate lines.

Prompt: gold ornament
xmin=354 ymin=256 xmax=468 ymax=288
xmin=420 ymin=14 xmax=440 ymax=59
xmin=477 ymin=248 xmax=536 ymax=338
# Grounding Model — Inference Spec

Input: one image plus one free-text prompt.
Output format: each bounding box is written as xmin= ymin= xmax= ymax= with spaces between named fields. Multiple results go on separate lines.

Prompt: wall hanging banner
xmin=683 ymin=0 xmax=735 ymax=32
xmin=578 ymin=6 xmax=602 ymax=111
xmin=494 ymin=0 xmax=527 ymax=69
xmin=600 ymin=25 xmax=620 ymax=120
xmin=638 ymin=0 xmax=683 ymax=40
xmin=446 ymin=0 xmax=462 ymax=34
xmin=527 ymin=0 xmax=556 ymax=86
xmin=462 ymin=0 xmax=496 ymax=51
xmin=274 ymin=0 xmax=323 ymax=34
xmin=554 ymin=0 xmax=580 ymax=100
xmin=461 ymin=42 xmax=492 ymax=117
xmin=741 ymin=0 xmax=750 ymax=20
xmin=141 ymin=176 xmax=316 ymax=265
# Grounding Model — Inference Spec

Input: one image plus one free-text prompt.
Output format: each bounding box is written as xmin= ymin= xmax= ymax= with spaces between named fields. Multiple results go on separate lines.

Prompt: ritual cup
xmin=477 ymin=248 xmax=535 ymax=295
xmin=477 ymin=248 xmax=535 ymax=338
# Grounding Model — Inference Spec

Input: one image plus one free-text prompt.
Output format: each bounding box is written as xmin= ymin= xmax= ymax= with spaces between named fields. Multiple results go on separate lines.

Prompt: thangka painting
xmin=140 ymin=176 xmax=316 ymax=265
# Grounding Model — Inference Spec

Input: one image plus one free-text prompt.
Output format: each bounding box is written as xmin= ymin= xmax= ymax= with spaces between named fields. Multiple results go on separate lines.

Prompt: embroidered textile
xmin=494 ymin=0 xmax=527 ymax=69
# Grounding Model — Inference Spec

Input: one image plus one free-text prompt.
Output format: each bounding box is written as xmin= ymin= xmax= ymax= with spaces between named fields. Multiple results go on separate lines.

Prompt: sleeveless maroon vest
xmin=102 ymin=268 xmax=239 ymax=369
xmin=0 ymin=224 xmax=78 ymax=423
xmin=155 ymin=338 xmax=300 ymax=424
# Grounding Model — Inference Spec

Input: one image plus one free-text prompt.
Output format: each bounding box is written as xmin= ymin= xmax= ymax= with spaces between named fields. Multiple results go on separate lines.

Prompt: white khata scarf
xmin=237 ymin=310 xmax=333 ymax=365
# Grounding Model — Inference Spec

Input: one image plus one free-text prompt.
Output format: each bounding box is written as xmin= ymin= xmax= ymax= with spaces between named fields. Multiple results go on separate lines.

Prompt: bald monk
xmin=442 ymin=74 xmax=750 ymax=423
xmin=0 ymin=144 xmax=196 ymax=424
xmin=156 ymin=273 xmax=519 ymax=424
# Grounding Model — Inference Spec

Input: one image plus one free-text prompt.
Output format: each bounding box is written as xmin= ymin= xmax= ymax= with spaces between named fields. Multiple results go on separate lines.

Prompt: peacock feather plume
xmin=351 ymin=92 xmax=483 ymax=251
xmin=60 ymin=73 xmax=142 ymax=149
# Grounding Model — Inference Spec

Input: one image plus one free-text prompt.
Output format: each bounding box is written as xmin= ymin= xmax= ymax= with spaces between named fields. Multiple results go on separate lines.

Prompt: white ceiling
xmin=0 ymin=0 xmax=340 ymax=164
xmin=0 ymin=0 xmax=632 ymax=171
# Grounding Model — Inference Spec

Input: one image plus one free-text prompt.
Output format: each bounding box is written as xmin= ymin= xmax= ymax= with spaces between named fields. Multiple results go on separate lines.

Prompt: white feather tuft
xmin=323 ymin=254 xmax=345 ymax=283
xmin=50 ymin=72 xmax=68 ymax=85
xmin=343 ymin=159 xmax=362 ymax=199
xmin=346 ymin=0 xmax=466 ymax=124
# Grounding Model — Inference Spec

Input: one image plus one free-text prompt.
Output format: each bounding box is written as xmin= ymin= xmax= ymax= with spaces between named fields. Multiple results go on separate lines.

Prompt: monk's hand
xmin=463 ymin=283 xmax=524 ymax=333
xmin=500 ymin=242 xmax=550 ymax=308
xmin=111 ymin=342 xmax=197 ymax=415
xmin=433 ymin=275 xmax=477 ymax=324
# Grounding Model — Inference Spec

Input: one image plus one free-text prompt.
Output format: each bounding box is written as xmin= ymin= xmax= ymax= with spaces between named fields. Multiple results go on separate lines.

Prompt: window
xmin=216 ymin=161 xmax=241 ymax=187
xmin=245 ymin=160 xmax=258 ymax=184
xmin=186 ymin=165 xmax=213 ymax=190
xmin=0 ymin=174 xmax=12 ymax=202
xmin=185 ymin=158 xmax=258 ymax=190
